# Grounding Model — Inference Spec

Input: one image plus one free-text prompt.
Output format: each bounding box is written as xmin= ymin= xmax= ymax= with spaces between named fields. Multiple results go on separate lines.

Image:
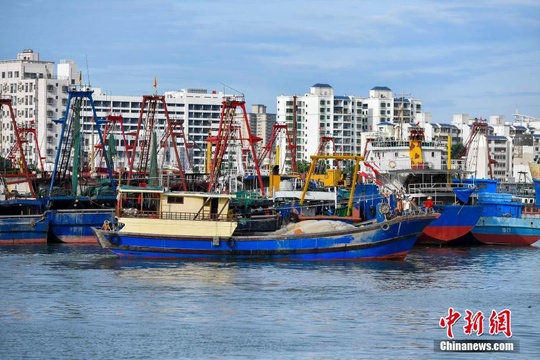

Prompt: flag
xmin=78 ymin=71 xmax=82 ymax=84
xmin=153 ymin=76 xmax=157 ymax=88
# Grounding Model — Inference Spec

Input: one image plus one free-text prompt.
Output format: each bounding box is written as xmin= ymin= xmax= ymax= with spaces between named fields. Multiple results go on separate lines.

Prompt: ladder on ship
xmin=52 ymin=98 xmax=78 ymax=192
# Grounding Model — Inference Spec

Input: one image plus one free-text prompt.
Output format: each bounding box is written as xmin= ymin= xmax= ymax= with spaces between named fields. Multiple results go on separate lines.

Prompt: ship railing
xmin=407 ymin=182 xmax=468 ymax=194
xmin=120 ymin=208 xmax=234 ymax=222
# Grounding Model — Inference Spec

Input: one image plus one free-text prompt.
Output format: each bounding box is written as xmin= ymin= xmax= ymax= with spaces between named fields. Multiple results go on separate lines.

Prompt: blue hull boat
xmin=92 ymin=184 xmax=436 ymax=260
xmin=93 ymin=215 xmax=435 ymax=261
xmin=418 ymin=204 xmax=482 ymax=245
xmin=43 ymin=87 xmax=117 ymax=244
xmin=0 ymin=214 xmax=49 ymax=245
xmin=47 ymin=208 xmax=115 ymax=244
xmin=465 ymin=179 xmax=540 ymax=246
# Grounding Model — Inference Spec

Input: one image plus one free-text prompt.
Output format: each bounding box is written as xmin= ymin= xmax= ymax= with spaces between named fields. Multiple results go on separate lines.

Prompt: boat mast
xmin=0 ymin=97 xmax=36 ymax=198
xmin=207 ymin=95 xmax=264 ymax=195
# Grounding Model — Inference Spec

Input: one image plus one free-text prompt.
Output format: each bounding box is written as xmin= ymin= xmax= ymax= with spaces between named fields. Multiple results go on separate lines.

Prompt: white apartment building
xmin=0 ymin=49 xmax=77 ymax=171
xmin=276 ymin=84 xmax=423 ymax=171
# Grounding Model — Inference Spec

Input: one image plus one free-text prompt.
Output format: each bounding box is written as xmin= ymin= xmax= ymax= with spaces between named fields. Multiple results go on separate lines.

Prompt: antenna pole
xmin=85 ymin=55 xmax=91 ymax=86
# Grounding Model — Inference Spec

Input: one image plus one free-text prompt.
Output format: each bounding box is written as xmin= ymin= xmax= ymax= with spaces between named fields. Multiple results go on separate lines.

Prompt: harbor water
xmin=0 ymin=243 xmax=539 ymax=359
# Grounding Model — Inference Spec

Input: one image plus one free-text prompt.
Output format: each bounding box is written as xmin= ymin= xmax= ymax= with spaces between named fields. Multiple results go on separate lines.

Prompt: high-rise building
xmin=276 ymin=84 xmax=423 ymax=172
xmin=0 ymin=49 xmax=76 ymax=171
xmin=249 ymin=104 xmax=275 ymax=148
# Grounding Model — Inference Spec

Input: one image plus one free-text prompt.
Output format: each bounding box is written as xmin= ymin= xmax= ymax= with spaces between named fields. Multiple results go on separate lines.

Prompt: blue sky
xmin=1 ymin=0 xmax=539 ymax=123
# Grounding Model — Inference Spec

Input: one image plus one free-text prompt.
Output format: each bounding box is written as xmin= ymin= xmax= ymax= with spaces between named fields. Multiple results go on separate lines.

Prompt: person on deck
xmin=425 ymin=196 xmax=434 ymax=212
xmin=402 ymin=196 xmax=411 ymax=215
xmin=102 ymin=220 xmax=111 ymax=231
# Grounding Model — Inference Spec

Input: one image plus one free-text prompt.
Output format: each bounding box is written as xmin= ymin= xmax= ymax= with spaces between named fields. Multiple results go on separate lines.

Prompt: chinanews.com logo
xmin=435 ymin=307 xmax=519 ymax=353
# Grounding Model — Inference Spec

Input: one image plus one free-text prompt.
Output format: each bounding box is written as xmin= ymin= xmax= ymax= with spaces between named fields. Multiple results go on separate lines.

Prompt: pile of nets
xmin=275 ymin=220 xmax=355 ymax=235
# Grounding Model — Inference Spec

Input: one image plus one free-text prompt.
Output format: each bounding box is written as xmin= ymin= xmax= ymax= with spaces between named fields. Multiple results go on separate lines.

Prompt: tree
xmin=0 ymin=156 xmax=13 ymax=172
xmin=451 ymin=143 xmax=465 ymax=159
xmin=296 ymin=160 xmax=311 ymax=174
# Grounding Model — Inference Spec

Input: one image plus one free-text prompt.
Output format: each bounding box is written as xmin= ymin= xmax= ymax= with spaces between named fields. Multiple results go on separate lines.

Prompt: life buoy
xmin=378 ymin=202 xmax=390 ymax=215
xmin=381 ymin=223 xmax=390 ymax=231
xmin=109 ymin=233 xmax=121 ymax=245
xmin=388 ymin=160 xmax=397 ymax=169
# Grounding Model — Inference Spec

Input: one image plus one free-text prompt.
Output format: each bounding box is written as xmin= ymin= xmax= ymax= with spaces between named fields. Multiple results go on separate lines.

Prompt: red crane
xmin=459 ymin=120 xmax=496 ymax=179
xmin=258 ymin=123 xmax=297 ymax=173
xmin=93 ymin=114 xmax=131 ymax=175
xmin=0 ymin=98 xmax=36 ymax=197
xmin=207 ymin=96 xmax=264 ymax=195
xmin=162 ymin=118 xmax=193 ymax=172
xmin=126 ymin=95 xmax=187 ymax=190
xmin=6 ymin=119 xmax=45 ymax=173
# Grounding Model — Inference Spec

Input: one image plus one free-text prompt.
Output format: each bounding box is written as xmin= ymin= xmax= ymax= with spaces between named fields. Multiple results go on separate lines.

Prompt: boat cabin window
xmin=167 ymin=196 xmax=184 ymax=204
xmin=120 ymin=192 xmax=160 ymax=217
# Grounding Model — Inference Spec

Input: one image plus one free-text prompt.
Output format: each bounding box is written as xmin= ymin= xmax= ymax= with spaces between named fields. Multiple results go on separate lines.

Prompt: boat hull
xmin=418 ymin=205 xmax=482 ymax=245
xmin=93 ymin=214 xmax=437 ymax=261
xmin=0 ymin=214 xmax=49 ymax=245
xmin=47 ymin=209 xmax=115 ymax=244
xmin=471 ymin=216 xmax=540 ymax=246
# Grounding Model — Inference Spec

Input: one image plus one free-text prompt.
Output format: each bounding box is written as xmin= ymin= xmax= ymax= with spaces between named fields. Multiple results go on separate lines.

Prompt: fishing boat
xmin=0 ymin=98 xmax=50 ymax=245
xmin=44 ymin=85 xmax=117 ymax=244
xmin=92 ymin=184 xmax=437 ymax=261
xmin=386 ymin=169 xmax=483 ymax=245
xmin=468 ymin=178 xmax=540 ymax=246
xmin=0 ymin=199 xmax=49 ymax=245
xmin=455 ymin=132 xmax=540 ymax=246
xmin=365 ymin=126 xmax=482 ymax=245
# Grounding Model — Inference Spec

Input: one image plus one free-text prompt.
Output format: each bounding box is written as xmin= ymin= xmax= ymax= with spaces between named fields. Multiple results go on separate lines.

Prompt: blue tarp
xmin=453 ymin=187 xmax=475 ymax=204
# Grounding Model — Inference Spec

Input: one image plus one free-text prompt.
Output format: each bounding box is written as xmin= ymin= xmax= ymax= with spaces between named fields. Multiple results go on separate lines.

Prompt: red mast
xmin=258 ymin=123 xmax=297 ymax=173
xmin=459 ymin=120 xmax=496 ymax=179
xmin=0 ymin=98 xmax=36 ymax=197
xmin=126 ymin=95 xmax=187 ymax=190
xmin=94 ymin=114 xmax=131 ymax=175
xmin=207 ymin=96 xmax=264 ymax=195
